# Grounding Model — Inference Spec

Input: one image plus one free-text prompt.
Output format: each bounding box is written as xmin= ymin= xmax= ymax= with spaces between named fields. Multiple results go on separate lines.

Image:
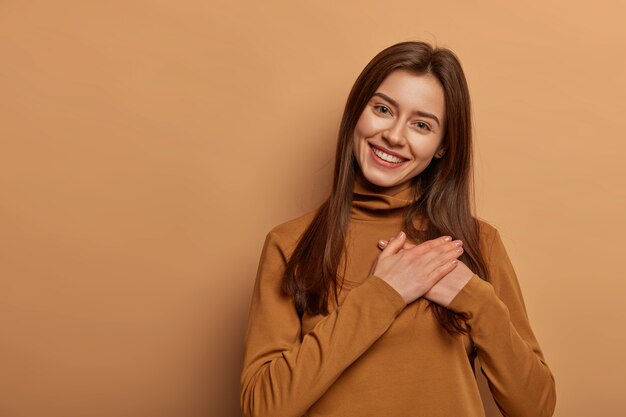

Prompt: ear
xmin=434 ymin=147 xmax=447 ymax=159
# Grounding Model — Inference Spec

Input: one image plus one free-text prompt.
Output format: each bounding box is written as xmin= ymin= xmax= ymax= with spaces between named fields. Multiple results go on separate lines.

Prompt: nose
xmin=382 ymin=120 xmax=405 ymax=147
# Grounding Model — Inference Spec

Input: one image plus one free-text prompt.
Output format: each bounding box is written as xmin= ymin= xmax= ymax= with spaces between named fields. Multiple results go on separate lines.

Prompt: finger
xmin=429 ymin=259 xmax=459 ymax=283
xmin=410 ymin=235 xmax=453 ymax=256
xmin=424 ymin=240 xmax=464 ymax=270
xmin=379 ymin=230 xmax=406 ymax=258
xmin=378 ymin=239 xmax=417 ymax=250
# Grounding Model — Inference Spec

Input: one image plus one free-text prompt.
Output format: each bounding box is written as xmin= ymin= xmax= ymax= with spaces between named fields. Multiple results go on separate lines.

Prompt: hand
xmin=378 ymin=237 xmax=475 ymax=307
xmin=373 ymin=230 xmax=464 ymax=305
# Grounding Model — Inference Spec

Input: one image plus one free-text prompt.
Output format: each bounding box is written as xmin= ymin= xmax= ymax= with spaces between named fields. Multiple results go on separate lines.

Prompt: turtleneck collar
xmin=350 ymin=172 xmax=418 ymax=221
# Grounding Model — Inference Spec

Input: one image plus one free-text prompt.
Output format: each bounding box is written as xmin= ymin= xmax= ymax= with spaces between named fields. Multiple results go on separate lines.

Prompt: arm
xmin=240 ymin=231 xmax=406 ymax=417
xmin=447 ymin=227 xmax=557 ymax=417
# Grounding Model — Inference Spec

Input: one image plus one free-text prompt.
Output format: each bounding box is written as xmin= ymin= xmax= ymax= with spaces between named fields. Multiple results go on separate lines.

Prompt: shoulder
xmin=475 ymin=218 xmax=516 ymax=279
xmin=265 ymin=207 xmax=320 ymax=257
xmin=476 ymin=218 xmax=501 ymax=254
xmin=477 ymin=218 xmax=497 ymax=238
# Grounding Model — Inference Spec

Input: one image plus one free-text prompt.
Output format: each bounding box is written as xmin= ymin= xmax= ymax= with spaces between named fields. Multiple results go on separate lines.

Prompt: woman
xmin=240 ymin=41 xmax=556 ymax=417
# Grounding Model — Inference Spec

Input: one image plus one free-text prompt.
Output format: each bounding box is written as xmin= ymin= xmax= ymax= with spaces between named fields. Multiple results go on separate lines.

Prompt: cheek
xmin=351 ymin=131 xmax=364 ymax=167
xmin=407 ymin=135 xmax=443 ymax=160
xmin=354 ymin=111 xmax=380 ymax=140
xmin=353 ymin=115 xmax=369 ymax=157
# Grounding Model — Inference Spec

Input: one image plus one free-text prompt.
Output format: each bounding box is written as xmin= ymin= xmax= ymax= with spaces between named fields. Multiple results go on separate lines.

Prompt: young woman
xmin=240 ymin=41 xmax=556 ymax=417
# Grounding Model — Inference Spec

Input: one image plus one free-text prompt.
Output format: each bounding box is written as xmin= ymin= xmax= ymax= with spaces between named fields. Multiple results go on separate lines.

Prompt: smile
xmin=369 ymin=144 xmax=408 ymax=164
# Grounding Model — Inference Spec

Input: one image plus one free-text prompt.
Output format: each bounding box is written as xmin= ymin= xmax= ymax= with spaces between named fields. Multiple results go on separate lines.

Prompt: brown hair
xmin=281 ymin=41 xmax=489 ymax=335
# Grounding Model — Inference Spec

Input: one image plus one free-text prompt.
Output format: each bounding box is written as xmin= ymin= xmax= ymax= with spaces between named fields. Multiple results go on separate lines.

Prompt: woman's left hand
xmin=377 ymin=238 xmax=475 ymax=307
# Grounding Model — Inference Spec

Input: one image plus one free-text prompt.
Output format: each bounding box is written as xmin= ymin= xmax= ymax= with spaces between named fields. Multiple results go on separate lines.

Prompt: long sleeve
xmin=448 ymin=227 xmax=557 ymax=417
xmin=240 ymin=231 xmax=406 ymax=417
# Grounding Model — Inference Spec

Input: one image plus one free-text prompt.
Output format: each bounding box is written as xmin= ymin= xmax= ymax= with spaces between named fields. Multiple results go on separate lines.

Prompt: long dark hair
xmin=282 ymin=41 xmax=489 ymax=335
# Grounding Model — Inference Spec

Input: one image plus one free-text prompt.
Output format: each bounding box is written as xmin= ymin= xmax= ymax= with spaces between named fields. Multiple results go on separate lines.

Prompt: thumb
xmin=379 ymin=231 xmax=406 ymax=258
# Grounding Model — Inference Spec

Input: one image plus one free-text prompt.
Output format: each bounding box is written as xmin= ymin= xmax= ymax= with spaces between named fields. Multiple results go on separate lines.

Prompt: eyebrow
xmin=372 ymin=92 xmax=441 ymax=127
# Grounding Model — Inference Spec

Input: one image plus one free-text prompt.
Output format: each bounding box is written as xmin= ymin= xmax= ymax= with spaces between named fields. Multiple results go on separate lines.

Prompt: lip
xmin=368 ymin=143 xmax=409 ymax=160
xmin=368 ymin=143 xmax=408 ymax=168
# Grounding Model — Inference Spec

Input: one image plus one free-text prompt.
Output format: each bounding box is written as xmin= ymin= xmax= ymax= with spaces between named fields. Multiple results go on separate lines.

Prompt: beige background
xmin=1 ymin=1 xmax=625 ymax=416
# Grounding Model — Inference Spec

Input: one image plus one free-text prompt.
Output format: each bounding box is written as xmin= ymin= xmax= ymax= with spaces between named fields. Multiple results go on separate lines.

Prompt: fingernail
xmin=398 ymin=231 xmax=405 ymax=238
xmin=443 ymin=236 xmax=452 ymax=242
xmin=378 ymin=240 xmax=387 ymax=247
xmin=453 ymin=240 xmax=463 ymax=247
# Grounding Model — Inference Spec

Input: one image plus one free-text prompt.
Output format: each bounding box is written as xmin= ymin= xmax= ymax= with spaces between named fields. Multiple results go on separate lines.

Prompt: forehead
xmin=374 ymin=70 xmax=445 ymax=119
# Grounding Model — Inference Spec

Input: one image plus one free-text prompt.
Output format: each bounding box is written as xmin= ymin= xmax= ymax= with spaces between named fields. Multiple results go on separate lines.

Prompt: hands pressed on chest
xmin=372 ymin=231 xmax=475 ymax=306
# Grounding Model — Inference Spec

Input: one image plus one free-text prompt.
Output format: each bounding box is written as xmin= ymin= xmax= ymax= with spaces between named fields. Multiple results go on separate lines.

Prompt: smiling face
xmin=352 ymin=69 xmax=446 ymax=190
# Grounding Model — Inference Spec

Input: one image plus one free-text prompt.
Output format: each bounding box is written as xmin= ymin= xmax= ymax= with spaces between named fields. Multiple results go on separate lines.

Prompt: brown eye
xmin=374 ymin=105 xmax=391 ymax=115
xmin=415 ymin=121 xmax=431 ymax=131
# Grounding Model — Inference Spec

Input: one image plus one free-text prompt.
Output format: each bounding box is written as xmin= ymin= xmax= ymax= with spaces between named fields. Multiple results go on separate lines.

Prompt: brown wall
xmin=1 ymin=1 xmax=625 ymax=416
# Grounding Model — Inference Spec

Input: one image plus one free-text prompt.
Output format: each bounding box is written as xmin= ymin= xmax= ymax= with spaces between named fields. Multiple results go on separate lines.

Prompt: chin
xmin=361 ymin=169 xmax=407 ymax=189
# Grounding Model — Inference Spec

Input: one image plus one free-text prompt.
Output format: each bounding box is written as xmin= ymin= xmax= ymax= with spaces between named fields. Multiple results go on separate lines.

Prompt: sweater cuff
xmin=366 ymin=275 xmax=407 ymax=313
xmin=447 ymin=275 xmax=505 ymax=322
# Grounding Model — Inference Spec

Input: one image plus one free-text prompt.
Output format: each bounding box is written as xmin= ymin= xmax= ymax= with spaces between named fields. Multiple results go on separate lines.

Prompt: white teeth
xmin=372 ymin=146 xmax=404 ymax=163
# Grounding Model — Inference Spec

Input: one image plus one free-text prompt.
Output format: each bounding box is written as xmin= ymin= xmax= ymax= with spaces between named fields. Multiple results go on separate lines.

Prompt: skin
xmin=352 ymin=69 xmax=473 ymax=305
xmin=352 ymin=69 xmax=447 ymax=191
xmin=376 ymin=234 xmax=474 ymax=307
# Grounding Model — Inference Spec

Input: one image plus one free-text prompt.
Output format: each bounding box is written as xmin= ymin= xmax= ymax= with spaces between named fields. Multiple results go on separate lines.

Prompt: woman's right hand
xmin=372 ymin=230 xmax=464 ymax=305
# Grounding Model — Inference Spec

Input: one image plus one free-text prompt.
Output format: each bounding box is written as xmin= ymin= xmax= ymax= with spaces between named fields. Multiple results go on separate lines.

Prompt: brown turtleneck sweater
xmin=240 ymin=178 xmax=556 ymax=417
